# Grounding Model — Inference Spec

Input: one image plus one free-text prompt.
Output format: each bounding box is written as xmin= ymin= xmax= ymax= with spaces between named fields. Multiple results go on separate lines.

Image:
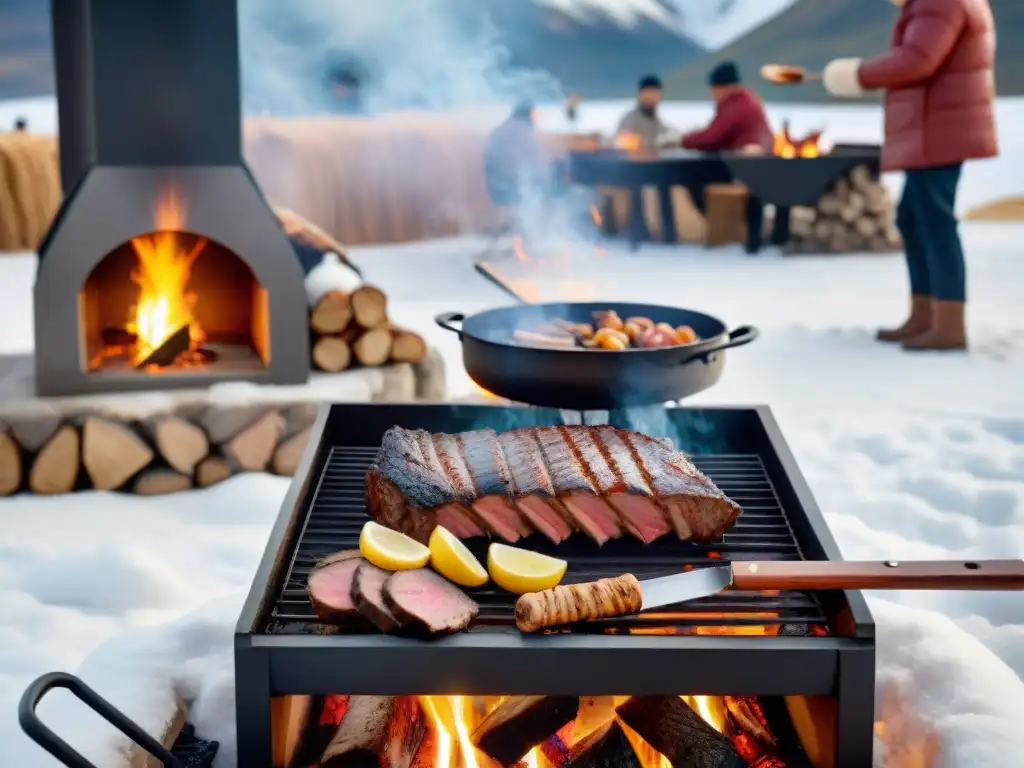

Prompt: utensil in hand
xmin=514 ymin=559 xmax=1024 ymax=632
xmin=760 ymin=64 xmax=822 ymax=86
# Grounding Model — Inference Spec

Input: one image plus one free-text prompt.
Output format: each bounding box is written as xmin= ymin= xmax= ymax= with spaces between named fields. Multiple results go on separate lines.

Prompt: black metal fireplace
xmin=236 ymin=403 xmax=877 ymax=768
xmin=35 ymin=0 xmax=309 ymax=397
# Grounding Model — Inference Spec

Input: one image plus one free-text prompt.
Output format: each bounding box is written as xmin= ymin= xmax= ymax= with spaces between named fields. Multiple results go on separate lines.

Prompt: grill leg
xmin=834 ymin=646 xmax=875 ymax=767
xmin=235 ymin=645 xmax=273 ymax=767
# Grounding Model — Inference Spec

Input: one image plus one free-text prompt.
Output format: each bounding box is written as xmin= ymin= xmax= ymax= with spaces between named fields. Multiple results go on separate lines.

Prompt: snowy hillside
xmin=534 ymin=0 xmax=798 ymax=47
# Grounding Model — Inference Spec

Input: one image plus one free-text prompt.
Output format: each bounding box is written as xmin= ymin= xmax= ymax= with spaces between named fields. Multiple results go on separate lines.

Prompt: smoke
xmin=238 ymin=0 xmax=563 ymax=115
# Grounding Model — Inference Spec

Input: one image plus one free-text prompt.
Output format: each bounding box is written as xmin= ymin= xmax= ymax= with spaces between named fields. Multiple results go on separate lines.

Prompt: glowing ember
xmin=126 ymin=186 xmax=206 ymax=364
xmin=772 ymin=127 xmax=821 ymax=158
xmin=614 ymin=132 xmax=643 ymax=152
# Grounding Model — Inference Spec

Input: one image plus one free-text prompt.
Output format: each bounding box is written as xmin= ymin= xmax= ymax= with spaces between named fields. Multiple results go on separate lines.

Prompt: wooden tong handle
xmin=515 ymin=574 xmax=642 ymax=633
xmin=731 ymin=559 xmax=1024 ymax=591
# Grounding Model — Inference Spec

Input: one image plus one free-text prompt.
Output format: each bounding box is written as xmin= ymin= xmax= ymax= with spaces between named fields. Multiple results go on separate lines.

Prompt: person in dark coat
xmin=681 ymin=62 xmax=773 ymax=154
xmin=682 ymin=62 xmax=782 ymax=254
xmin=823 ymin=0 xmax=998 ymax=351
xmin=483 ymin=102 xmax=552 ymax=234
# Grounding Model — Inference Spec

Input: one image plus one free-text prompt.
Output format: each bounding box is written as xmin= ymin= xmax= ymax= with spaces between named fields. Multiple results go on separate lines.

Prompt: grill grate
xmin=268 ymin=447 xmax=829 ymax=633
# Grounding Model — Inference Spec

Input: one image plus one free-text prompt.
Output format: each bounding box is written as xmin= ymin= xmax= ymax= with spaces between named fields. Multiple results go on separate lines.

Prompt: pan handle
xmin=19 ymin=672 xmax=185 ymax=768
xmin=434 ymin=312 xmax=465 ymax=340
xmin=683 ymin=325 xmax=759 ymax=364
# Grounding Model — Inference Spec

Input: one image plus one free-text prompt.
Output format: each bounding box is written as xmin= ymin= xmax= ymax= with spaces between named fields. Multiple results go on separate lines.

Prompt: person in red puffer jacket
xmin=822 ymin=0 xmax=998 ymax=351
xmin=681 ymin=62 xmax=774 ymax=155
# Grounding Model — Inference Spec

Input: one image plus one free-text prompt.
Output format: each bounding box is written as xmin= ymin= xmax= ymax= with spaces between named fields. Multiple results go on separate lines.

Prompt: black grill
xmin=268 ymin=447 xmax=827 ymax=632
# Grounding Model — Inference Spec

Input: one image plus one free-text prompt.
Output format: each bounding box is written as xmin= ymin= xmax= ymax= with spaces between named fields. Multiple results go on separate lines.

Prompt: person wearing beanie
xmin=821 ymin=0 xmax=997 ymax=351
xmin=680 ymin=61 xmax=772 ymax=155
xmin=614 ymin=75 xmax=679 ymax=150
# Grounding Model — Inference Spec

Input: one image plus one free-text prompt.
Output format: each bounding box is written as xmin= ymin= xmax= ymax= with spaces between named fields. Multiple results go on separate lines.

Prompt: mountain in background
xmin=664 ymin=0 xmax=1024 ymax=102
xmin=0 ymin=0 xmax=793 ymax=103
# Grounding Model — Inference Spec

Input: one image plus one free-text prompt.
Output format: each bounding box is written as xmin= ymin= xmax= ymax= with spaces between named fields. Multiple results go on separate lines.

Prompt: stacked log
xmin=309 ymin=285 xmax=428 ymax=373
xmin=784 ymin=164 xmax=902 ymax=255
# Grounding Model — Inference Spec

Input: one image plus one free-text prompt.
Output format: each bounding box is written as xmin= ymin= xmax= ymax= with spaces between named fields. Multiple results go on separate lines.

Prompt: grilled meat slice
xmin=366 ymin=426 xmax=741 ymax=545
xmin=499 ymin=429 xmax=574 ymax=544
xmin=383 ymin=568 xmax=479 ymax=634
xmin=307 ymin=550 xmax=365 ymax=623
xmin=351 ymin=562 xmax=402 ymax=632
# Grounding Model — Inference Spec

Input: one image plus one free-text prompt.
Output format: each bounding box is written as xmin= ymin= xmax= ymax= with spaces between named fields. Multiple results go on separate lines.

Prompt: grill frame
xmin=235 ymin=403 xmax=876 ymax=767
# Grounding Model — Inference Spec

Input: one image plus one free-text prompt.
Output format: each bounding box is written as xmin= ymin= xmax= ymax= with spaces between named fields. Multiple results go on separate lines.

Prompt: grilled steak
xmin=383 ymin=569 xmax=479 ymax=634
xmin=351 ymin=562 xmax=402 ymax=632
xmin=365 ymin=425 xmax=742 ymax=545
xmin=307 ymin=550 xmax=365 ymax=623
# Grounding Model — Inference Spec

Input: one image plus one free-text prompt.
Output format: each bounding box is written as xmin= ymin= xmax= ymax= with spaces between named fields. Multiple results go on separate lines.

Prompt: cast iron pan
xmin=436 ymin=302 xmax=757 ymax=410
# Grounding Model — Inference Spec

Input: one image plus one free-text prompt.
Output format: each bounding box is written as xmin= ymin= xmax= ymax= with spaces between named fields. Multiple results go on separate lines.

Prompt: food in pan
xmin=487 ymin=543 xmax=568 ymax=595
xmin=364 ymin=425 xmax=742 ymax=547
xmin=512 ymin=309 xmax=700 ymax=350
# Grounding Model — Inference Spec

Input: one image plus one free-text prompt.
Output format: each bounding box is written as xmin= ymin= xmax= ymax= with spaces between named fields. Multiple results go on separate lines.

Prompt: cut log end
xmin=82 ymin=416 xmax=154 ymax=491
xmin=0 ymin=430 xmax=22 ymax=495
xmin=312 ymin=336 xmax=352 ymax=373
xmin=310 ymin=291 xmax=353 ymax=335
xmin=29 ymin=425 xmax=80 ymax=495
xmin=149 ymin=415 xmax=209 ymax=475
xmin=196 ymin=455 xmax=233 ymax=487
xmin=351 ymin=285 xmax=388 ymax=329
xmin=389 ymin=326 xmax=428 ymax=364
xmin=224 ymin=410 xmax=284 ymax=472
xmin=353 ymin=328 xmax=393 ymax=367
xmin=272 ymin=427 xmax=311 ymax=476
xmin=133 ymin=469 xmax=192 ymax=495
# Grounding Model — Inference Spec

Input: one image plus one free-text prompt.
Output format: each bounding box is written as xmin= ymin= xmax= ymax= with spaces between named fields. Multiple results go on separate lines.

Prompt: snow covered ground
xmin=1 ymin=96 xmax=1023 ymax=766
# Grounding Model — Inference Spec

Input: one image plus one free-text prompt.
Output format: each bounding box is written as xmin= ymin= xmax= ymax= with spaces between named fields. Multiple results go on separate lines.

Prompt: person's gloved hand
xmin=822 ymin=58 xmax=865 ymax=99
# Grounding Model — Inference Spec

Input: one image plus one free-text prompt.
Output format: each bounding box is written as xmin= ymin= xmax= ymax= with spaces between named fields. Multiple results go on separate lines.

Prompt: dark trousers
xmin=896 ymin=163 xmax=966 ymax=301
xmin=745 ymin=198 xmax=790 ymax=253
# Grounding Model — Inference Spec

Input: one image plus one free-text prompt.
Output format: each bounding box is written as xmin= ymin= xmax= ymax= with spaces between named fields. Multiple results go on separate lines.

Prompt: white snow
xmin=1 ymin=97 xmax=1023 ymax=766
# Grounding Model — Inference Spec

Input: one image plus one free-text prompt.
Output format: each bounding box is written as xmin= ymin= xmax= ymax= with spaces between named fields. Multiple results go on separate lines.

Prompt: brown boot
xmin=901 ymin=300 xmax=967 ymax=351
xmin=876 ymin=295 xmax=933 ymax=342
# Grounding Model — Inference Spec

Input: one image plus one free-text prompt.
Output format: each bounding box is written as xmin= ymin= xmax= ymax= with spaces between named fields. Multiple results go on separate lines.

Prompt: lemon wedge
xmin=428 ymin=526 xmax=489 ymax=587
xmin=487 ymin=543 xmax=568 ymax=595
xmin=359 ymin=521 xmax=430 ymax=571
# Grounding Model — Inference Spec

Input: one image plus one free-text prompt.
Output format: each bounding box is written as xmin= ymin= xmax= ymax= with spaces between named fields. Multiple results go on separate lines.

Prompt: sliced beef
xmin=382 ymin=569 xmax=479 ymax=634
xmin=366 ymin=425 xmax=741 ymax=547
xmin=308 ymin=550 xmax=366 ymax=623
xmin=351 ymin=562 xmax=402 ymax=632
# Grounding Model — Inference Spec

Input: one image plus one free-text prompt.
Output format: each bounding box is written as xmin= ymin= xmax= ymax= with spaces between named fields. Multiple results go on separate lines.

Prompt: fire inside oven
xmin=271 ymin=692 xmax=810 ymax=767
xmin=78 ymin=187 xmax=271 ymax=374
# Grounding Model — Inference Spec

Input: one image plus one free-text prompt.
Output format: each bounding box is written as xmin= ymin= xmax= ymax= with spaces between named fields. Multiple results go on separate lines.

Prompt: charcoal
xmin=471 ymin=696 xmax=579 ymax=765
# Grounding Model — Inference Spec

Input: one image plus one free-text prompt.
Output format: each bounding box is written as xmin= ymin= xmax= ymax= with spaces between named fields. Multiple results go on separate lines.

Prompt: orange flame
xmin=772 ymin=128 xmax=821 ymax=158
xmin=874 ymin=682 xmax=941 ymax=768
xmin=126 ymin=186 xmax=206 ymax=363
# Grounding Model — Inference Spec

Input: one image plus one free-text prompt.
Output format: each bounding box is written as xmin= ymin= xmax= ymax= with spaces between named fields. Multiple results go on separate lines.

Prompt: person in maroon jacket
xmin=823 ymin=0 xmax=998 ymax=351
xmin=681 ymin=62 xmax=774 ymax=154
xmin=682 ymin=62 xmax=780 ymax=253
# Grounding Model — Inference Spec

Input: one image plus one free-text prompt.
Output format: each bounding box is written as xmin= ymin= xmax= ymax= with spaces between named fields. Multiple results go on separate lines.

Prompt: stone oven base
xmin=0 ymin=350 xmax=445 ymax=496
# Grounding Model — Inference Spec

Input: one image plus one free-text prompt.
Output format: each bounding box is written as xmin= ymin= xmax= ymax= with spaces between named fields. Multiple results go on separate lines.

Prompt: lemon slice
xmin=428 ymin=526 xmax=489 ymax=587
xmin=487 ymin=543 xmax=568 ymax=595
xmin=359 ymin=521 xmax=430 ymax=571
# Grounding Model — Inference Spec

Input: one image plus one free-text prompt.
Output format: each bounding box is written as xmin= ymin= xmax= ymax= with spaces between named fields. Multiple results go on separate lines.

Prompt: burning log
xmin=320 ymin=695 xmax=426 ymax=768
xmin=310 ymin=291 xmax=353 ymax=334
xmin=351 ymin=285 xmax=389 ymax=329
xmin=82 ymin=416 xmax=155 ymax=490
xmin=145 ymin=415 xmax=209 ymax=475
xmin=0 ymin=429 xmax=21 ymax=495
xmin=312 ymin=335 xmax=352 ymax=373
xmin=223 ymin=409 xmax=285 ymax=472
xmin=471 ymin=696 xmax=580 ymax=765
xmin=28 ymin=424 xmax=80 ymax=494
xmin=389 ymin=325 xmax=428 ymax=364
xmin=136 ymin=323 xmax=191 ymax=368
xmin=564 ymin=721 xmax=642 ymax=768
xmin=615 ymin=696 xmax=745 ymax=768
xmin=100 ymin=327 xmax=137 ymax=347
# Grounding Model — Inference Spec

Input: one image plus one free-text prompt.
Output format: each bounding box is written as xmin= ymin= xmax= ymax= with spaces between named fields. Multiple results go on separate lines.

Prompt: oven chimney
xmin=36 ymin=0 xmax=310 ymax=396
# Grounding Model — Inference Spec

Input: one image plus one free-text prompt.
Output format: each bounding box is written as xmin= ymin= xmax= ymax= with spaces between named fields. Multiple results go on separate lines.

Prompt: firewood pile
xmin=784 ymin=164 xmax=902 ymax=255
xmin=309 ymin=285 xmax=428 ymax=373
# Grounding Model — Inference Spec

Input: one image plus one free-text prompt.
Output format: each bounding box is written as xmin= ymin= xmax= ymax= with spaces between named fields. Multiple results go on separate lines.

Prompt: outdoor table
xmin=569 ymin=146 xmax=883 ymax=252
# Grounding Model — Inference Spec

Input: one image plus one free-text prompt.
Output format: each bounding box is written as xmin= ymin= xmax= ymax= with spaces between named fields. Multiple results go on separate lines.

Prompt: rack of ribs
xmin=364 ymin=426 xmax=742 ymax=546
